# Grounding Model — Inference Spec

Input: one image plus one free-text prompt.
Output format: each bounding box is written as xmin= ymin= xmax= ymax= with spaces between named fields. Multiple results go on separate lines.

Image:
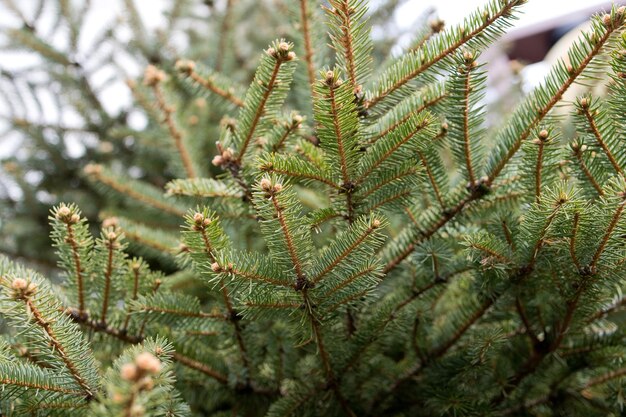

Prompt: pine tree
xmin=2 ymin=1 xmax=626 ymax=416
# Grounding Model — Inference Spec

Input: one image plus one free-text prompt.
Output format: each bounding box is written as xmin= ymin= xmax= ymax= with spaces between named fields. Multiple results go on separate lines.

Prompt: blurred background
xmin=0 ymin=0 xmax=616 ymax=274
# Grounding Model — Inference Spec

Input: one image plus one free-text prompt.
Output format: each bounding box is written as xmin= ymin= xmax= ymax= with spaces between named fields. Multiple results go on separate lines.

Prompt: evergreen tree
xmin=1 ymin=1 xmax=626 ymax=416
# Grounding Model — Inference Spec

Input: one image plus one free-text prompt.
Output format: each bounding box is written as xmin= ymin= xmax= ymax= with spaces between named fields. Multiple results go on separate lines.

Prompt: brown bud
xmin=83 ymin=163 xmax=102 ymax=176
xmin=193 ymin=212 xmax=204 ymax=224
xmin=538 ymin=129 xmax=549 ymax=140
xmin=273 ymin=183 xmax=283 ymax=193
xmin=266 ymin=47 xmax=276 ymax=57
xmin=135 ymin=352 xmax=161 ymax=374
xmin=260 ymin=178 xmax=272 ymax=191
xmin=143 ymin=65 xmax=166 ymax=86
xmin=211 ymin=262 xmax=221 ymax=272
xmin=278 ymin=41 xmax=290 ymax=52
xmin=286 ymin=51 xmax=297 ymax=61
xmin=579 ymin=97 xmax=589 ymax=108
xmin=212 ymin=155 xmax=224 ymax=166
xmin=602 ymin=13 xmax=612 ymax=27
xmin=372 ymin=219 xmax=381 ymax=228
xmin=11 ymin=278 xmax=27 ymax=290
xmin=175 ymin=59 xmax=196 ymax=74
xmin=107 ymin=231 xmax=117 ymax=241
xmin=56 ymin=206 xmax=71 ymax=220
xmin=120 ymin=363 xmax=138 ymax=381
xmin=102 ymin=217 xmax=118 ymax=229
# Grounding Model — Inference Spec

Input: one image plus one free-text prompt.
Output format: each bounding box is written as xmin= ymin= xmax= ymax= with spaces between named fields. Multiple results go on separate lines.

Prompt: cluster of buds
xmin=266 ymin=41 xmax=296 ymax=61
xmin=602 ymin=7 xmax=625 ymax=29
xmin=11 ymin=278 xmax=37 ymax=299
xmin=211 ymin=145 xmax=235 ymax=167
xmin=288 ymin=111 xmax=304 ymax=129
xmin=55 ymin=206 xmax=80 ymax=225
xmin=259 ymin=177 xmax=283 ymax=194
xmin=324 ymin=70 xmax=343 ymax=89
xmin=570 ymin=142 xmax=588 ymax=154
xmin=192 ymin=212 xmax=212 ymax=231
xmin=174 ymin=59 xmax=196 ymax=76
xmin=120 ymin=351 xmax=162 ymax=390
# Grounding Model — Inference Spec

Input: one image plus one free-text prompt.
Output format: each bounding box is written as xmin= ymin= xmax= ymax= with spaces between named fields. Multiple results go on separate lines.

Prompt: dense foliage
xmin=2 ymin=1 xmax=626 ymax=416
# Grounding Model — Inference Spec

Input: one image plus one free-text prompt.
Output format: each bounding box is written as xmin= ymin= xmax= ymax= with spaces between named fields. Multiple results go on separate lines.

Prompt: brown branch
xmin=299 ymin=0 xmax=317 ymax=99
xmin=89 ymin=168 xmax=185 ymax=217
xmin=0 ymin=376 xmax=82 ymax=395
xmin=462 ymin=64 xmax=476 ymax=185
xmin=333 ymin=1 xmax=358 ymax=89
xmin=188 ymin=68 xmax=244 ymax=107
xmin=152 ymin=83 xmax=196 ymax=178
xmin=216 ymin=0 xmax=234 ymax=72
xmin=172 ymin=352 xmax=229 ymax=384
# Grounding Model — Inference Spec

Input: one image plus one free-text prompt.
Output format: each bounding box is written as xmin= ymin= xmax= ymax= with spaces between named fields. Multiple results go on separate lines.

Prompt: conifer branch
xmin=367 ymin=0 xmax=522 ymax=110
xmin=61 ymin=214 xmax=86 ymax=314
xmin=171 ymin=352 xmax=229 ymax=384
xmin=330 ymin=83 xmax=351 ymax=185
xmin=176 ymin=60 xmax=244 ymax=107
xmin=216 ymin=0 xmax=234 ymax=72
xmin=419 ymin=151 xmax=446 ymax=209
xmin=299 ymin=0 xmax=317 ymax=98
xmin=462 ymin=58 xmax=477 ymax=185
xmin=15 ymin=288 xmax=94 ymax=398
xmin=144 ymin=65 xmax=196 ymax=178
xmin=486 ymin=14 xmax=623 ymax=183
xmin=367 ymin=91 xmax=445 ymax=144
xmin=234 ymin=42 xmax=296 ymax=164
xmin=571 ymin=143 xmax=605 ymax=196
xmin=100 ymin=231 xmax=116 ymax=324
xmin=570 ymin=212 xmax=583 ymax=271
xmin=578 ymin=98 xmax=624 ymax=176
xmin=589 ymin=193 xmax=626 ymax=271
xmin=408 ymin=18 xmax=445 ymax=53
xmin=271 ymin=190 xmax=306 ymax=281
xmin=533 ymin=131 xmax=547 ymax=202
xmin=84 ymin=164 xmax=186 ymax=217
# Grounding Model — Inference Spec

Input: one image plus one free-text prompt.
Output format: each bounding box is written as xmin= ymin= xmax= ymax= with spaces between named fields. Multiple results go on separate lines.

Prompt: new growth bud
xmin=175 ymin=59 xmax=196 ymax=75
xmin=135 ymin=352 xmax=161 ymax=374
xmin=143 ymin=65 xmax=166 ymax=86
